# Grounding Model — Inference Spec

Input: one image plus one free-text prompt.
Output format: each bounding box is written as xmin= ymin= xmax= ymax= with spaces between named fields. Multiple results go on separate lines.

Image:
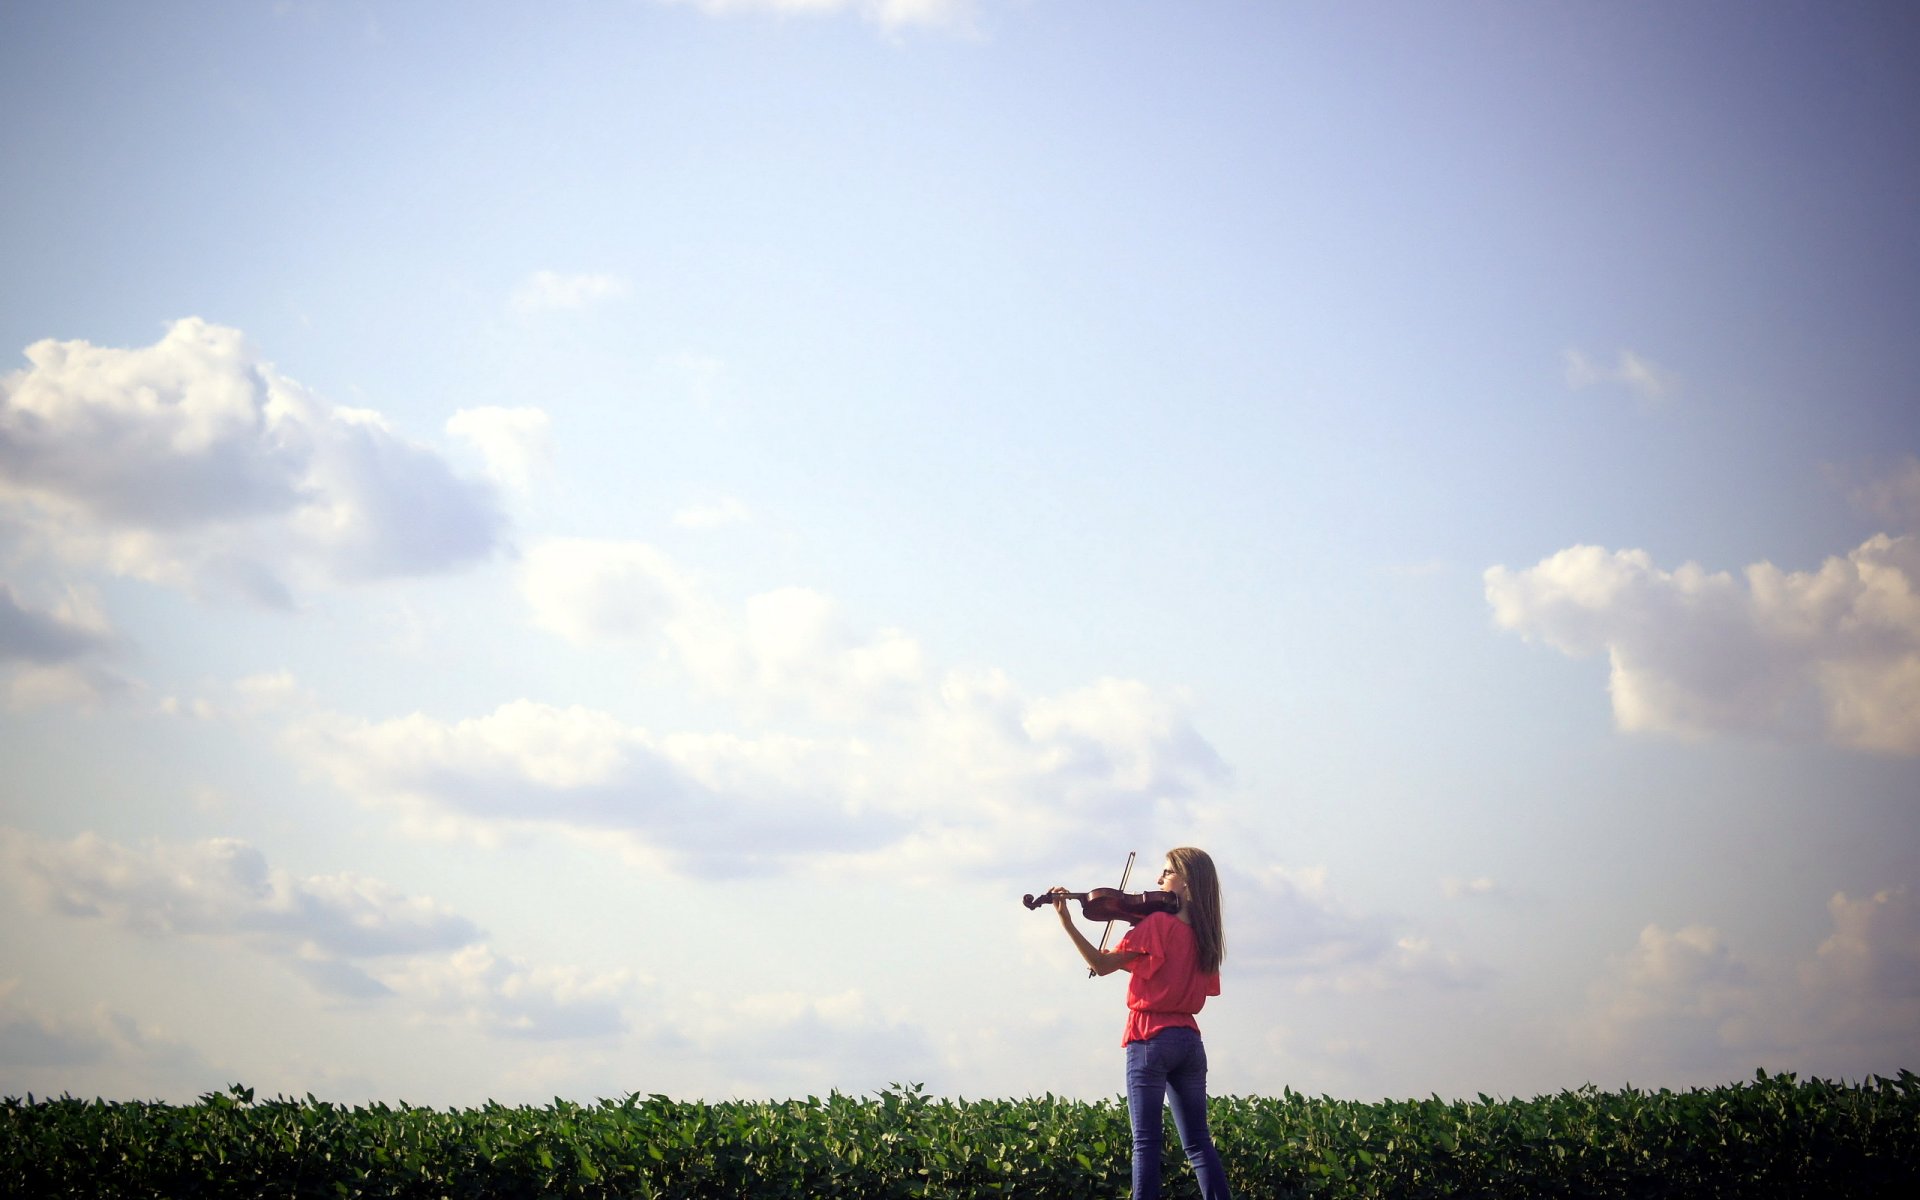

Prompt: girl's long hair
xmin=1168 ymin=846 xmax=1225 ymax=974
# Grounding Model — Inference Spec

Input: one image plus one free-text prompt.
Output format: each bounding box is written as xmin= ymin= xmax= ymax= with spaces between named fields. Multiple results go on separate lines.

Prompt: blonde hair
xmin=1167 ymin=846 xmax=1225 ymax=974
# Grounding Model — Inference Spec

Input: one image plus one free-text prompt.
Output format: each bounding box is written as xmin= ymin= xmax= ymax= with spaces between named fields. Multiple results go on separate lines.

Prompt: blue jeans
xmin=1125 ymin=1026 xmax=1232 ymax=1200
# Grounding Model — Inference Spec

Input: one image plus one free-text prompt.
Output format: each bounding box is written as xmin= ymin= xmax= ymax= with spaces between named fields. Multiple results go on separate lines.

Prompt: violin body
xmin=1024 ymin=887 xmax=1181 ymax=924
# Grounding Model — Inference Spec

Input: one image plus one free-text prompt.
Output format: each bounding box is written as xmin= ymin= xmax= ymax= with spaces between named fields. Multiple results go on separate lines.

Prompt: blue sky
xmin=2 ymin=0 xmax=1916 ymax=1106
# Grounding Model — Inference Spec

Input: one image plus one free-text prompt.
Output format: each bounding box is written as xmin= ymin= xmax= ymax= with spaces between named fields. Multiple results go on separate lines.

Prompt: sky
xmin=1 ymin=0 xmax=1916 ymax=1108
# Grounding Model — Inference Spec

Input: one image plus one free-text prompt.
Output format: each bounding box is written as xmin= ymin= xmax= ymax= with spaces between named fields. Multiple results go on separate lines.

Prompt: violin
xmin=1032 ymin=851 xmax=1178 ymax=979
xmin=1023 ymin=887 xmax=1182 ymax=924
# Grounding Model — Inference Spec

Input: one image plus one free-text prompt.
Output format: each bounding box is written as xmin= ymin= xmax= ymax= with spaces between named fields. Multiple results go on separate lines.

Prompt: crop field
xmin=4 ymin=1070 xmax=1915 ymax=1198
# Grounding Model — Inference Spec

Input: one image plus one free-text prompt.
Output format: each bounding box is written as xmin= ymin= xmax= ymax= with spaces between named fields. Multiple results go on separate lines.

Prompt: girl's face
xmin=1158 ymin=859 xmax=1188 ymax=900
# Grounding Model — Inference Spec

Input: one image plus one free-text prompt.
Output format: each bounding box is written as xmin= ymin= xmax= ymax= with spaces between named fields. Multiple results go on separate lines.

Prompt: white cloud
xmin=1572 ymin=887 xmax=1920 ymax=1084
xmin=7 ymin=661 xmax=136 ymax=713
xmin=281 ymin=660 xmax=1228 ymax=881
xmin=0 ymin=981 xmax=216 ymax=1089
xmin=0 ymin=582 xmax=112 ymax=664
xmin=880 ymin=668 xmax=1230 ymax=875
xmin=516 ymin=545 xmax=1226 ymax=816
xmin=447 ymin=982 xmax=948 ymax=1100
xmin=446 ymin=406 xmax=551 ymax=492
xmin=1796 ymin=887 xmax=1920 ymax=1061
xmin=0 ymin=320 xmax=507 ymax=607
xmin=522 ymin=538 xmax=701 ymax=646
xmin=1022 ymin=677 xmax=1220 ymax=800
xmin=1580 ymin=924 xmax=1759 ymax=1075
xmin=1838 ymin=454 xmax=1920 ymax=533
xmin=0 ymin=582 xmax=132 ymax=711
xmin=656 ymin=0 xmax=977 ymax=34
xmin=690 ymin=585 xmax=927 ymax=721
xmin=384 ymin=944 xmax=633 ymax=1040
xmin=2 ymin=829 xmax=482 ymax=964
xmin=521 ymin=537 xmax=925 ymax=721
xmin=0 ymin=829 xmax=636 ymax=1038
xmin=1563 ymin=347 xmax=1680 ymax=403
xmin=1441 ymin=875 xmax=1503 ymax=901
xmin=676 ymin=987 xmax=937 ymax=1095
xmin=1229 ymin=865 xmax=1485 ymax=993
xmin=1263 ymin=1023 xmax=1379 ymax=1082
xmin=510 ymin=271 xmax=630 ymax=313
xmin=3 ymin=827 xmax=477 ymax=1003
xmin=0 ymin=836 xmax=951 ymax=1073
xmin=284 ymin=700 xmax=904 ymax=877
xmin=290 ymin=533 xmax=1239 ymax=877
xmin=523 ymin=542 xmax=1229 ymax=799
xmin=0 ymin=321 xmax=307 ymax=530
xmin=1486 ymin=534 xmax=1920 ymax=754
xmin=158 ymin=668 xmax=313 ymax=725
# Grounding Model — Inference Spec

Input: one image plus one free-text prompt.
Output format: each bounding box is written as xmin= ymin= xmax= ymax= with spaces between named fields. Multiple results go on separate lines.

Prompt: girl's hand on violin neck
xmin=1047 ymin=886 xmax=1073 ymax=923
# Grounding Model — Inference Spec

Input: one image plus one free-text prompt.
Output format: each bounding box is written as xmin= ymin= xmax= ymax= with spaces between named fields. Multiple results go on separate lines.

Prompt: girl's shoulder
xmin=1121 ymin=909 xmax=1177 ymax=949
xmin=1139 ymin=909 xmax=1191 ymax=938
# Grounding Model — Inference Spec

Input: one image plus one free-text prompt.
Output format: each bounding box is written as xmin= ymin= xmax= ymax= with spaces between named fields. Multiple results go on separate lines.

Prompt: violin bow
xmin=1089 ymin=850 xmax=1135 ymax=978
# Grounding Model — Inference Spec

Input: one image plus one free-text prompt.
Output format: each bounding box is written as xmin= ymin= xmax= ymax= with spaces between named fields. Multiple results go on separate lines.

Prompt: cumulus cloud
xmin=0 ymin=980 xmax=215 ymax=1089
xmin=880 ymin=670 xmax=1230 ymax=875
xmin=1573 ymin=887 xmax=1920 ymax=1084
xmin=0 ymin=583 xmax=111 ymax=664
xmin=522 ymin=538 xmax=702 ymax=648
xmin=0 ymin=319 xmax=507 ymax=607
xmin=1485 ymin=534 xmax=1920 ymax=754
xmin=1563 ymin=347 xmax=1680 ymax=403
xmin=521 ymin=541 xmax=1228 ymax=810
xmin=7 ymin=661 xmax=136 ymax=713
xmin=1021 ymin=677 xmax=1221 ymax=800
xmin=0 ymin=833 xmax=946 ymax=1065
xmin=1440 ymin=875 xmax=1505 ymax=902
xmin=1797 ymin=887 xmax=1920 ymax=1061
xmin=0 ymin=986 xmax=111 ymax=1071
xmin=510 ymin=271 xmax=630 ymax=313
xmin=384 ymin=944 xmax=632 ymax=1040
xmin=1837 ymin=454 xmax=1920 ymax=533
xmin=284 ymin=700 xmax=903 ymax=876
xmin=1263 ymin=1023 xmax=1379 ymax=1086
xmin=446 ymin=406 xmax=551 ymax=492
xmin=0 ymin=582 xmax=132 ymax=711
xmin=656 ymin=0 xmax=977 ymax=34
xmin=325 ymin=535 xmax=1234 ymax=878
xmin=687 ymin=586 xmax=927 ymax=721
xmin=676 ymin=987 xmax=937 ymax=1096
xmin=1230 ymin=865 xmax=1486 ymax=993
xmin=0 ymin=828 xmax=634 ymax=1038
xmin=3 ymin=829 xmax=481 ymax=963
xmin=280 ymin=663 xmax=1227 ymax=881
xmin=522 ymin=537 xmax=927 ymax=721
xmin=1581 ymin=924 xmax=1759 ymax=1074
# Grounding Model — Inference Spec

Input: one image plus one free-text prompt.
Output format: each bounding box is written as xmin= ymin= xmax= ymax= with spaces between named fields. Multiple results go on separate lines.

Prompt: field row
xmin=4 ymin=1069 xmax=1916 ymax=1197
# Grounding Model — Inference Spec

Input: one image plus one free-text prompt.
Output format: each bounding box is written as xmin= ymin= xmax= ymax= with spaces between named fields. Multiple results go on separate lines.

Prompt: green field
xmin=5 ymin=1070 xmax=1915 ymax=1198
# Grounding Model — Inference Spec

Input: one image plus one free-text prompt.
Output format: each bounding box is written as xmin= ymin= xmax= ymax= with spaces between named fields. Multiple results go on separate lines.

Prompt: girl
xmin=1049 ymin=847 xmax=1232 ymax=1200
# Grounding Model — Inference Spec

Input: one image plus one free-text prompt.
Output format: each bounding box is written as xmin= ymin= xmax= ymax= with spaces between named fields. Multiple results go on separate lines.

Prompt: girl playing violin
xmin=1048 ymin=847 xmax=1232 ymax=1200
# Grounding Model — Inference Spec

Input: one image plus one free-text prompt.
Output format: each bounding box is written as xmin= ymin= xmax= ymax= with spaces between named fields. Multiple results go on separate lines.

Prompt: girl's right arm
xmin=1049 ymin=889 xmax=1142 ymax=976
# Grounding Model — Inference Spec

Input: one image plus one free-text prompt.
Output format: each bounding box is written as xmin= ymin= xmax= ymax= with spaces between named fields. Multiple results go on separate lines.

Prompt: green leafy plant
xmin=3 ymin=1070 xmax=1914 ymax=1198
